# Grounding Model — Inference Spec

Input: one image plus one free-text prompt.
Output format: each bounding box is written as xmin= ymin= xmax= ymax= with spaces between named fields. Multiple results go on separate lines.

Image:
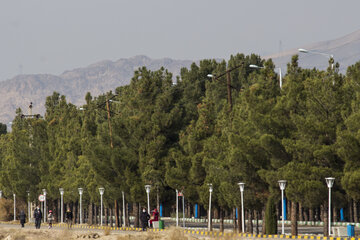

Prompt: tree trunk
xmin=105 ymin=207 xmax=108 ymax=225
xmin=322 ymin=204 xmax=329 ymax=236
xmin=333 ymin=207 xmax=338 ymax=223
xmin=287 ymin=200 xmax=291 ymax=220
xmin=94 ymin=205 xmax=97 ymax=224
xmin=109 ymin=207 xmax=113 ymax=227
xmin=309 ymin=208 xmax=314 ymax=221
xmin=72 ymin=203 xmax=76 ymax=224
xmin=299 ymin=202 xmax=303 ymax=221
xmin=214 ymin=208 xmax=219 ymax=219
xmin=233 ymin=208 xmax=237 ymax=232
xmin=248 ymin=209 xmax=253 ymax=234
xmin=57 ymin=199 xmax=61 ymax=223
xmin=291 ymin=201 xmax=298 ymax=236
xmin=220 ymin=208 xmax=224 ymax=232
xmin=157 ymin=188 xmax=160 ymax=212
xmin=354 ymin=200 xmax=358 ymax=223
xmin=115 ymin=200 xmax=119 ymax=227
xmin=89 ymin=203 xmax=93 ymax=225
xmin=255 ymin=210 xmax=259 ymax=234
xmin=262 ymin=207 xmax=266 ymax=234
xmin=349 ymin=199 xmax=354 ymax=222
xmin=304 ymin=208 xmax=309 ymax=221
xmin=134 ymin=203 xmax=139 ymax=228
xmin=125 ymin=203 xmax=130 ymax=227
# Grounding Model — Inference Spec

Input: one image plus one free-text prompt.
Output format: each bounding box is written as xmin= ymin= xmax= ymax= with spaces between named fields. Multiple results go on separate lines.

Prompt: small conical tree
xmin=265 ymin=196 xmax=277 ymax=234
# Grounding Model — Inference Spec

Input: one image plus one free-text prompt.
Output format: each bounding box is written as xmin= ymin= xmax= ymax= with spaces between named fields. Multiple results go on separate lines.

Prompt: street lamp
xmin=42 ymin=189 xmax=47 ymax=223
xmin=298 ymin=48 xmax=334 ymax=69
xmin=26 ymin=190 xmax=30 ymax=223
xmin=0 ymin=190 xmax=2 ymax=198
xmin=59 ymin=188 xmax=64 ymax=223
xmin=122 ymin=191 xmax=125 ymax=227
xmin=99 ymin=187 xmax=105 ymax=226
xmin=238 ymin=182 xmax=245 ymax=233
xmin=278 ymin=180 xmax=287 ymax=235
xmin=208 ymin=184 xmax=213 ymax=231
xmin=78 ymin=188 xmax=83 ymax=224
xmin=13 ymin=193 xmax=16 ymax=221
xmin=249 ymin=64 xmax=283 ymax=88
xmin=145 ymin=185 xmax=151 ymax=215
xmin=176 ymin=189 xmax=179 ymax=227
xmin=325 ymin=177 xmax=335 ymax=236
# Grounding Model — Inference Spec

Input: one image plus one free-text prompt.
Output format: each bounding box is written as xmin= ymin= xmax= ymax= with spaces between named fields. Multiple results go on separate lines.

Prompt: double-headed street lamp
xmin=145 ymin=185 xmax=151 ymax=215
xmin=208 ymin=184 xmax=213 ymax=231
xmin=325 ymin=177 xmax=335 ymax=236
xmin=237 ymin=182 xmax=245 ymax=233
xmin=99 ymin=187 xmax=105 ymax=226
xmin=78 ymin=188 xmax=83 ymax=224
xmin=278 ymin=180 xmax=287 ymax=235
xmin=59 ymin=188 xmax=64 ymax=223
xmin=249 ymin=64 xmax=283 ymax=88
xmin=298 ymin=48 xmax=334 ymax=70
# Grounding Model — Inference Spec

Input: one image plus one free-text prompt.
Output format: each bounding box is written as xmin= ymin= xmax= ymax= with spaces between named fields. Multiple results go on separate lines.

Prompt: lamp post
xmin=13 ymin=193 xmax=16 ymax=221
xmin=27 ymin=190 xmax=30 ymax=223
xmin=238 ymin=182 xmax=245 ymax=233
xmin=145 ymin=185 xmax=151 ymax=215
xmin=325 ymin=177 xmax=335 ymax=236
xmin=42 ymin=189 xmax=47 ymax=223
xmin=59 ymin=188 xmax=64 ymax=223
xmin=122 ymin=191 xmax=125 ymax=227
xmin=176 ymin=189 xmax=179 ymax=227
xmin=99 ymin=187 xmax=105 ymax=226
xmin=278 ymin=180 xmax=287 ymax=235
xmin=208 ymin=184 xmax=213 ymax=231
xmin=0 ymin=190 xmax=2 ymax=198
xmin=298 ymin=48 xmax=334 ymax=70
xmin=78 ymin=188 xmax=83 ymax=224
xmin=249 ymin=64 xmax=283 ymax=88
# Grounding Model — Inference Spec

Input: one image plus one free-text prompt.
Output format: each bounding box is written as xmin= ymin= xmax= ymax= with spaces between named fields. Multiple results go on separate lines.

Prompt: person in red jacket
xmin=150 ymin=208 xmax=159 ymax=227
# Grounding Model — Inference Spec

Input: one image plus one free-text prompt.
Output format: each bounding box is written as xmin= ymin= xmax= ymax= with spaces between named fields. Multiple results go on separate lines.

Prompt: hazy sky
xmin=1 ymin=0 xmax=360 ymax=81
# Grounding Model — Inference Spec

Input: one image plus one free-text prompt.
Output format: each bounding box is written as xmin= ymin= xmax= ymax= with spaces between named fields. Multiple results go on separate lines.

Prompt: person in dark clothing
xmin=65 ymin=207 xmax=73 ymax=229
xmin=34 ymin=206 xmax=42 ymax=229
xmin=140 ymin=208 xmax=150 ymax=231
xmin=19 ymin=210 xmax=26 ymax=228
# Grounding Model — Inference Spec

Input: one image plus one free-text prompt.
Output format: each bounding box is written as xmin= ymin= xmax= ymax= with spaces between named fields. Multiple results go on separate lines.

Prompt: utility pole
xmin=105 ymin=99 xmax=114 ymax=149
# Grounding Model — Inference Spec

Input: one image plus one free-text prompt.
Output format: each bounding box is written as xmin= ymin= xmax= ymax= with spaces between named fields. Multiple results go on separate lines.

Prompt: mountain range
xmin=0 ymin=56 xmax=193 ymax=124
xmin=1 ymin=29 xmax=360 ymax=125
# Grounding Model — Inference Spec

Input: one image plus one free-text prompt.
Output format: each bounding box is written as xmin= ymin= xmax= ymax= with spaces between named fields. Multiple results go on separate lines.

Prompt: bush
xmin=265 ymin=196 xmax=277 ymax=234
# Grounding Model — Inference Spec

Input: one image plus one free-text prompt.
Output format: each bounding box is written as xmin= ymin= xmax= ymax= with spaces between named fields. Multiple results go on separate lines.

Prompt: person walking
xmin=65 ymin=207 xmax=73 ymax=229
xmin=48 ymin=210 xmax=54 ymax=229
xmin=140 ymin=208 xmax=150 ymax=231
xmin=19 ymin=210 xmax=26 ymax=228
xmin=34 ymin=206 xmax=42 ymax=229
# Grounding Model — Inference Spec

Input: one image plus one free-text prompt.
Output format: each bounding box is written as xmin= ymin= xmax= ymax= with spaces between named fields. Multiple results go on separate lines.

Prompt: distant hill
xmin=265 ymin=29 xmax=360 ymax=73
xmin=0 ymin=55 xmax=193 ymax=124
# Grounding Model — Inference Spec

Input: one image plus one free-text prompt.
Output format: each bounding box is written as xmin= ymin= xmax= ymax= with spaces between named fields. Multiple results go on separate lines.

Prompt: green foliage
xmin=265 ymin=196 xmax=277 ymax=234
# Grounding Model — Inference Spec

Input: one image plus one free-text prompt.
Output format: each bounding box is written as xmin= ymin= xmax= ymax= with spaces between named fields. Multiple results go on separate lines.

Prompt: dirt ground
xmin=0 ymin=225 xmax=206 ymax=240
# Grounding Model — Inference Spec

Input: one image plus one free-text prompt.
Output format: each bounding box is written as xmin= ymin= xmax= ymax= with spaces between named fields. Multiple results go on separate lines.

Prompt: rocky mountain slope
xmin=0 ymin=55 xmax=193 ymax=124
xmin=265 ymin=29 xmax=360 ymax=73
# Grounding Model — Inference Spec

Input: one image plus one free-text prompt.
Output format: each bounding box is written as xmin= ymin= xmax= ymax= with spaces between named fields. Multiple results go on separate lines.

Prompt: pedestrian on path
xmin=65 ymin=207 xmax=73 ymax=229
xmin=19 ymin=210 xmax=26 ymax=228
xmin=34 ymin=206 xmax=42 ymax=229
xmin=140 ymin=208 xmax=150 ymax=231
xmin=48 ymin=210 xmax=54 ymax=229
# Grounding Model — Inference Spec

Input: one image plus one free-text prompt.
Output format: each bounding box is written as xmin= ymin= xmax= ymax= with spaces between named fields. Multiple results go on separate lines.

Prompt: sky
xmin=1 ymin=0 xmax=360 ymax=81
